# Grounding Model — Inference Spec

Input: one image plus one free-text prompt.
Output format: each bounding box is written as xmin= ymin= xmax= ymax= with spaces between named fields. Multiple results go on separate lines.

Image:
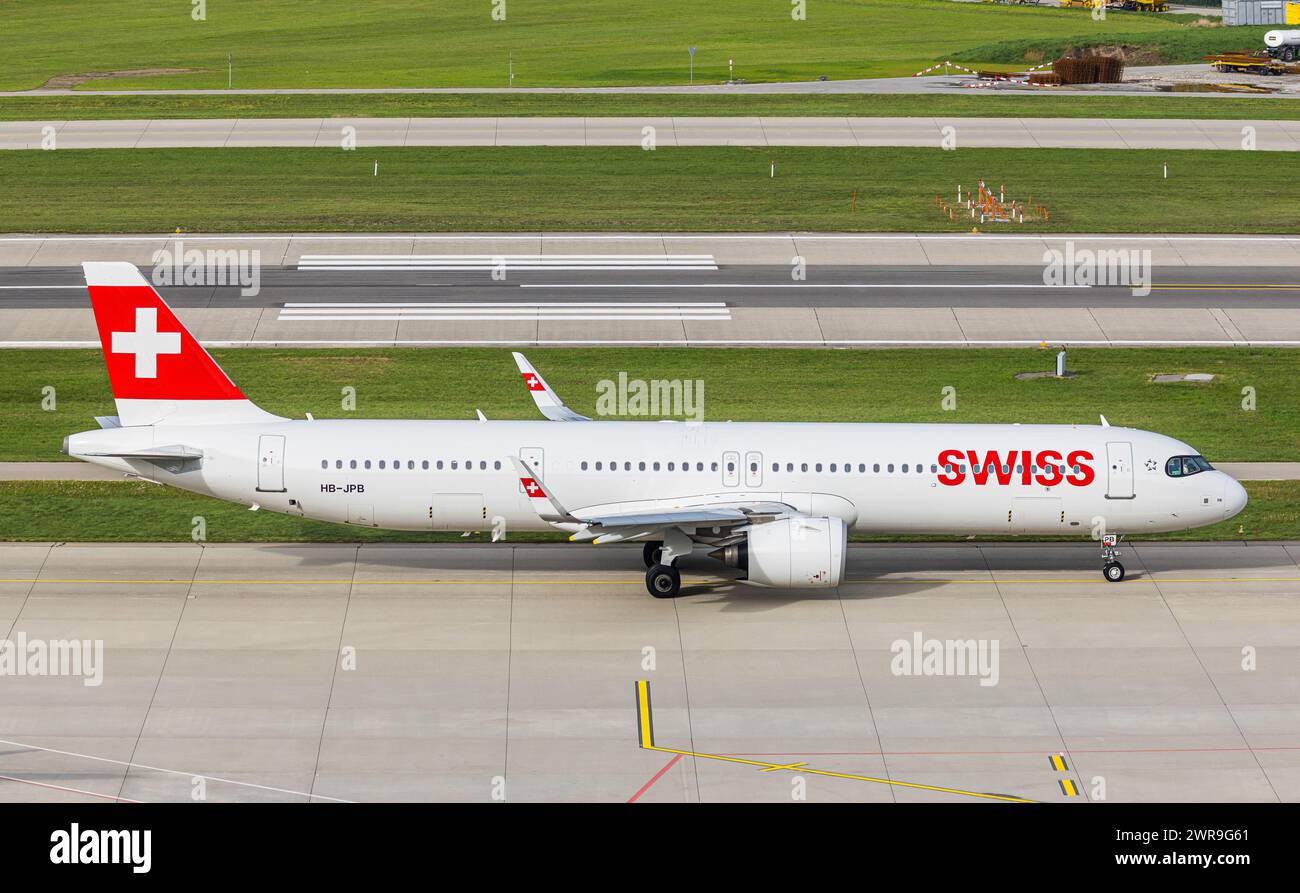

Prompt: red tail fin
xmin=83 ymin=262 xmax=276 ymax=426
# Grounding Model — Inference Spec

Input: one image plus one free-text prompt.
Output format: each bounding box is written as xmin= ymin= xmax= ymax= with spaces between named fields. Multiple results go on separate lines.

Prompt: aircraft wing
xmin=574 ymin=504 xmax=788 ymax=530
xmin=510 ymin=454 xmax=792 ymax=542
xmin=512 ymin=352 xmax=591 ymax=422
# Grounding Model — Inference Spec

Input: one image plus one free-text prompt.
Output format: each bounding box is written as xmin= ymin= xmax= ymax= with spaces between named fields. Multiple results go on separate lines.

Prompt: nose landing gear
xmin=1101 ymin=534 xmax=1125 ymax=582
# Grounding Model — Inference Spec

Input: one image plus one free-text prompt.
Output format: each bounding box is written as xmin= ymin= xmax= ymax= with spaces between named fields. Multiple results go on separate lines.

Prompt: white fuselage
xmin=67 ymin=419 xmax=1246 ymax=537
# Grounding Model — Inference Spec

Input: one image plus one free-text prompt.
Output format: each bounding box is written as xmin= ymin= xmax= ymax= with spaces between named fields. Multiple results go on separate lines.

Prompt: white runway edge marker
xmin=277 ymin=301 xmax=732 ymax=321
xmin=296 ymin=254 xmax=718 ymax=271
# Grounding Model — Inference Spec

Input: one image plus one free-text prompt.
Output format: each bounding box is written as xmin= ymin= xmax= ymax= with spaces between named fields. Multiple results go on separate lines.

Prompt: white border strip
xmin=8 ymin=339 xmax=1300 ymax=348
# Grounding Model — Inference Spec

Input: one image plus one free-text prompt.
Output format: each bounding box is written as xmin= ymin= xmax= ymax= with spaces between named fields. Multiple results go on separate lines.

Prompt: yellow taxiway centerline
xmin=632 ymin=680 xmax=1037 ymax=804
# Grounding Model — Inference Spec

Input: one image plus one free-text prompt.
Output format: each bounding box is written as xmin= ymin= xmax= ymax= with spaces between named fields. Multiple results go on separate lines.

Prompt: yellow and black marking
xmin=635 ymin=679 xmax=655 ymax=748
xmin=633 ymin=680 xmax=1036 ymax=804
xmin=1049 ymin=753 xmax=1068 ymax=772
xmin=1059 ymin=778 xmax=1079 ymax=797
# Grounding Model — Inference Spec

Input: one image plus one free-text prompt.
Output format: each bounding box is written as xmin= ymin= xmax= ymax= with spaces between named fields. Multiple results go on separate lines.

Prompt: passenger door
xmin=257 ymin=434 xmax=286 ymax=492
xmin=1106 ymin=441 xmax=1135 ymax=499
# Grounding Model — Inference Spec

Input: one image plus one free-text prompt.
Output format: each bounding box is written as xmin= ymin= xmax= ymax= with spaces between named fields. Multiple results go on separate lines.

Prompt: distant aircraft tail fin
xmin=82 ymin=262 xmax=281 ymax=427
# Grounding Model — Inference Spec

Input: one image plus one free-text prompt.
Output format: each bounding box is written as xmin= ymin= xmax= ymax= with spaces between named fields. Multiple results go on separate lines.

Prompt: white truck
xmin=1264 ymin=29 xmax=1300 ymax=62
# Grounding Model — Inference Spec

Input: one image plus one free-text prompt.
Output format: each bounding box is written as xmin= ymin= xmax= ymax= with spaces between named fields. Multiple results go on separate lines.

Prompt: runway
xmin=0 ymin=540 xmax=1296 ymax=803
xmin=6 ymin=116 xmax=1300 ymax=150
xmin=4 ymin=262 xmax=1300 ymax=347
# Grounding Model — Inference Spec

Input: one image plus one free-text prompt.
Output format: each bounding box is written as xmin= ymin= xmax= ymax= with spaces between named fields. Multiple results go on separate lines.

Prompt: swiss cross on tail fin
xmin=509 ymin=456 xmax=574 ymax=523
xmin=511 ymin=352 xmax=591 ymax=422
xmin=82 ymin=262 xmax=280 ymax=427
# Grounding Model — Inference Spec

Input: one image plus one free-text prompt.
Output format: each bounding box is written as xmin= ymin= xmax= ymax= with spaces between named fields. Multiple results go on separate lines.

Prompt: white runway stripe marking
xmin=297 ymin=254 xmax=718 ymax=271
xmin=277 ymin=301 xmax=731 ymax=322
xmin=518 ymin=283 xmax=1093 ymax=289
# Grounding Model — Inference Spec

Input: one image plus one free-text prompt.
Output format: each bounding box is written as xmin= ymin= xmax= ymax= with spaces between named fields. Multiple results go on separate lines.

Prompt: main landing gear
xmin=1101 ymin=533 xmax=1125 ymax=583
xmin=642 ymin=541 xmax=663 ymax=568
xmin=645 ymin=563 xmax=681 ymax=598
xmin=643 ymin=533 xmax=691 ymax=598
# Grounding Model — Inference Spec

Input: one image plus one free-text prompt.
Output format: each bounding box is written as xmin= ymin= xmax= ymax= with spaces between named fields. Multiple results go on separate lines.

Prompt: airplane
xmin=64 ymin=262 xmax=1248 ymax=598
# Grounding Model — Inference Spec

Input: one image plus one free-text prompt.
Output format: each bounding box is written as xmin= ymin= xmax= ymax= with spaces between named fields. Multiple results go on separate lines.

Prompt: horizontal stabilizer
xmin=78 ymin=444 xmax=203 ymax=461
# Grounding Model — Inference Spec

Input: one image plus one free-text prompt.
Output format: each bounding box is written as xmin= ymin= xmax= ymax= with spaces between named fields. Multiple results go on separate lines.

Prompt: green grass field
xmin=6 ymin=92 xmax=1300 ymax=122
xmin=1 ymin=0 xmax=1241 ymax=91
xmin=5 ymin=347 xmax=1296 ymax=463
xmin=0 ymin=479 xmax=1292 ymax=542
xmin=3 ymin=146 xmax=1299 ymax=234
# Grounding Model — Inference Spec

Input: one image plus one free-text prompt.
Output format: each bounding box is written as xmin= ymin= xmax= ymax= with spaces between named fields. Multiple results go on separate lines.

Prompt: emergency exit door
xmin=257 ymin=435 xmax=286 ymax=492
xmin=519 ymin=447 xmax=543 ymax=493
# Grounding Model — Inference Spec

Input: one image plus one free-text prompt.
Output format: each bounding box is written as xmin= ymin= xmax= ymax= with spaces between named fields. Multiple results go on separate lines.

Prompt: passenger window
xmin=437 ymin=460 xmax=444 ymax=470
xmin=801 ymin=463 xmax=808 ymax=472
xmin=873 ymin=464 xmax=880 ymax=473
xmin=422 ymin=460 xmax=429 ymax=470
xmin=350 ymin=460 xmax=357 ymax=469
xmin=336 ymin=460 xmax=343 ymax=469
xmin=815 ymin=463 xmax=823 ymax=472
xmin=653 ymin=462 xmax=661 ymax=471
xmin=711 ymin=462 xmax=718 ymax=472
xmin=787 ymin=463 xmax=794 ymax=472
xmin=902 ymin=464 xmax=909 ymax=473
xmin=364 ymin=460 xmax=372 ymax=469
xmin=320 ymin=460 xmax=327 ymax=469
xmin=830 ymin=463 xmax=837 ymax=472
xmin=887 ymin=464 xmax=894 ymax=473
xmin=726 ymin=462 xmax=734 ymax=472
xmin=639 ymin=461 xmax=646 ymax=471
xmin=858 ymin=463 xmax=866 ymax=473
xmin=668 ymin=462 xmax=675 ymax=471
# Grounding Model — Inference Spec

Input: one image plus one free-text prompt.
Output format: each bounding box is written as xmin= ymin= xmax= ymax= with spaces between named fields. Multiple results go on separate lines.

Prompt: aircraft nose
xmin=1223 ymin=476 xmax=1248 ymax=519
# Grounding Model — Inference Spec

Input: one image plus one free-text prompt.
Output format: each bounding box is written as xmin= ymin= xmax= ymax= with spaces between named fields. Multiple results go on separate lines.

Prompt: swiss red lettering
xmin=937 ymin=449 xmax=965 ymax=485
xmin=936 ymin=447 xmax=1094 ymax=487
xmin=1067 ymin=449 xmax=1095 ymax=486
xmin=967 ymin=449 xmax=1014 ymax=486
xmin=1035 ymin=450 xmax=1064 ymax=486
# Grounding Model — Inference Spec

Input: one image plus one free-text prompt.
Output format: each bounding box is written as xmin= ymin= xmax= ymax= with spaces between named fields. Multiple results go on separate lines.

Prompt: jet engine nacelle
xmin=712 ymin=516 xmax=847 ymax=588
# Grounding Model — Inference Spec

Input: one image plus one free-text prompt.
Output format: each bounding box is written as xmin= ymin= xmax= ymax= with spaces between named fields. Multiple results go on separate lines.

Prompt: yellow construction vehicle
xmin=1108 ymin=0 xmax=1169 ymax=10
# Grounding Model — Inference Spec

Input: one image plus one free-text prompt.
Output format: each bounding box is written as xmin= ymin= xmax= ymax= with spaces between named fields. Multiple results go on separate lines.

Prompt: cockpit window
xmin=1166 ymin=455 xmax=1213 ymax=477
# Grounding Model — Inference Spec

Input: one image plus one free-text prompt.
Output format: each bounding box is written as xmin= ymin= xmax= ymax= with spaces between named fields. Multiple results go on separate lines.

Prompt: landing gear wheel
xmin=1103 ymin=562 xmax=1125 ymax=583
xmin=645 ymin=564 xmax=681 ymax=598
xmin=642 ymin=541 xmax=663 ymax=568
